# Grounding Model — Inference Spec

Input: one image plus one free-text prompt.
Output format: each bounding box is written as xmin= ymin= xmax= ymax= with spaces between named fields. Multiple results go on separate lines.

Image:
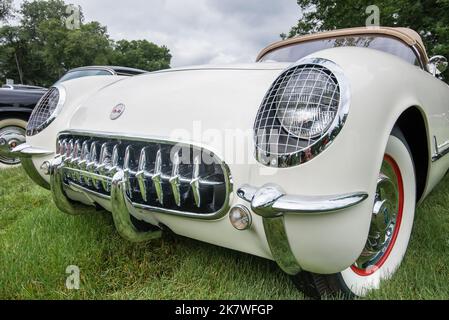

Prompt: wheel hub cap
xmin=352 ymin=155 xmax=404 ymax=275
xmin=0 ymin=126 xmax=26 ymax=165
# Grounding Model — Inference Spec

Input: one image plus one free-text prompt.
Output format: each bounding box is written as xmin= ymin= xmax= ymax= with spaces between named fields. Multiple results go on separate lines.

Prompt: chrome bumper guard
xmin=10 ymin=143 xmax=53 ymax=158
xmin=50 ymin=156 xmax=162 ymax=242
xmin=10 ymin=144 xmax=53 ymax=190
xmin=237 ymin=184 xmax=368 ymax=275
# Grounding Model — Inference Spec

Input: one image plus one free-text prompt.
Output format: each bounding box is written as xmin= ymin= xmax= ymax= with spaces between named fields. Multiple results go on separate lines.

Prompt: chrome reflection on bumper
xmin=237 ymin=184 xmax=368 ymax=275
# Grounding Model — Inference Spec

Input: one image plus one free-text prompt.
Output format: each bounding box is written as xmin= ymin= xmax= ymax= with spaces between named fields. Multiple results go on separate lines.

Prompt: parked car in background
xmin=2 ymin=84 xmax=47 ymax=90
xmin=0 ymin=86 xmax=47 ymax=165
xmin=13 ymin=27 xmax=449 ymax=298
xmin=0 ymin=66 xmax=148 ymax=166
xmin=54 ymin=66 xmax=148 ymax=84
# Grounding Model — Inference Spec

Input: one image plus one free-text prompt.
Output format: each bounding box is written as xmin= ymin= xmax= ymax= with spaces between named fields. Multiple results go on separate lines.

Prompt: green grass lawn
xmin=0 ymin=167 xmax=448 ymax=300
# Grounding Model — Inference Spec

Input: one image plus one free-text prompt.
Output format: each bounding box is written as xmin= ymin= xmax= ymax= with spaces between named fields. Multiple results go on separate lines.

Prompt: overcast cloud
xmin=12 ymin=0 xmax=301 ymax=67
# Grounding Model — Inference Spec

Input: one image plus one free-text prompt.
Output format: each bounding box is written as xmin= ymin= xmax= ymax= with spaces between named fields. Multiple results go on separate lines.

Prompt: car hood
xmin=67 ymin=62 xmax=288 ymax=149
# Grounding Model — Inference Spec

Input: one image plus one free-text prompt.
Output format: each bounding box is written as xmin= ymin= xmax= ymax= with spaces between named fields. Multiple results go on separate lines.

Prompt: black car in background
xmin=0 ymin=85 xmax=47 ymax=165
xmin=0 ymin=66 xmax=148 ymax=165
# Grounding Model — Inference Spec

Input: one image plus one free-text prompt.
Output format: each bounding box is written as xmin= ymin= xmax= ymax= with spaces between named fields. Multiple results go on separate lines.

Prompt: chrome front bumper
xmin=14 ymin=142 xmax=369 ymax=275
xmin=237 ymin=184 xmax=368 ymax=275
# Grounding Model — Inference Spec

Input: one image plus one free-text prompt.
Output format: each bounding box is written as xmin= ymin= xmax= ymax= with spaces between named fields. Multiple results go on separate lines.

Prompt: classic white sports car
xmin=13 ymin=27 xmax=449 ymax=298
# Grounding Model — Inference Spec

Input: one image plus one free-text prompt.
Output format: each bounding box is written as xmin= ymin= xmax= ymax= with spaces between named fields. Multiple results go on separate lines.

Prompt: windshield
xmin=259 ymin=35 xmax=420 ymax=66
xmin=56 ymin=69 xmax=113 ymax=84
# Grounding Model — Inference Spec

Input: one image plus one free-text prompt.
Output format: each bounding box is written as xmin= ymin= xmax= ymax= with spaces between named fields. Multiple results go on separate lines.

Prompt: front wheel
xmin=0 ymin=118 xmax=27 ymax=165
xmin=293 ymin=130 xmax=417 ymax=298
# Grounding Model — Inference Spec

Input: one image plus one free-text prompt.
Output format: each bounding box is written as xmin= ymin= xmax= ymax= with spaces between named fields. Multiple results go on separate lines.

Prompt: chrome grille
xmin=27 ymin=87 xmax=60 ymax=136
xmin=56 ymin=133 xmax=230 ymax=216
xmin=254 ymin=63 xmax=341 ymax=166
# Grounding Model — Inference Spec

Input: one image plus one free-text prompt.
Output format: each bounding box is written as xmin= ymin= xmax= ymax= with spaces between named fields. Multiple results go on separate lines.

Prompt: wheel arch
xmin=394 ymin=105 xmax=430 ymax=203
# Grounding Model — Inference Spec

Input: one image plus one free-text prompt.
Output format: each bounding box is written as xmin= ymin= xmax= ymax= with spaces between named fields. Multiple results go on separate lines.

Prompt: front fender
xmin=246 ymin=47 xmax=438 ymax=273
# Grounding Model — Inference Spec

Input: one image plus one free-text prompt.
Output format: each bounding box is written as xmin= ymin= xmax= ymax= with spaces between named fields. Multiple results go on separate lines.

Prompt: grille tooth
xmin=65 ymin=139 xmax=74 ymax=179
xmin=109 ymin=144 xmax=120 ymax=177
xmin=72 ymin=140 xmax=81 ymax=162
xmin=66 ymin=139 xmax=74 ymax=161
xmin=60 ymin=139 xmax=68 ymax=161
xmin=123 ymin=145 xmax=134 ymax=198
xmin=169 ymin=151 xmax=181 ymax=207
xmin=85 ymin=141 xmax=99 ymax=187
xmin=191 ymin=155 xmax=201 ymax=208
xmin=72 ymin=140 xmax=82 ymax=181
xmin=136 ymin=147 xmax=149 ymax=202
xmin=98 ymin=143 xmax=111 ymax=191
xmin=152 ymin=149 xmax=164 ymax=205
xmin=57 ymin=134 xmax=229 ymax=216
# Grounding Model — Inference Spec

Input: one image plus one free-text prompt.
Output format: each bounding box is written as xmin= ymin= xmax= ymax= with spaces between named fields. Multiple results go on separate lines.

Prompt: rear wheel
xmin=0 ymin=118 xmax=27 ymax=165
xmin=293 ymin=129 xmax=416 ymax=298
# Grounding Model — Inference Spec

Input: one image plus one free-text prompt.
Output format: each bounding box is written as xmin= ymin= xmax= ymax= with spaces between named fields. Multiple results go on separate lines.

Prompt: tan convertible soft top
xmin=257 ymin=27 xmax=428 ymax=64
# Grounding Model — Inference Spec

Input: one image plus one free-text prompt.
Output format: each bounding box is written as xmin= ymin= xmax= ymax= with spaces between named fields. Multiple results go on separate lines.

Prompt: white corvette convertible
xmin=13 ymin=27 xmax=449 ymax=298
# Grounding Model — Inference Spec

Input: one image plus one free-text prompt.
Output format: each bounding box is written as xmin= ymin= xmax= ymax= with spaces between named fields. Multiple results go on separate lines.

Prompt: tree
xmin=110 ymin=40 xmax=171 ymax=71
xmin=0 ymin=0 xmax=171 ymax=86
xmin=287 ymin=0 xmax=449 ymax=61
xmin=0 ymin=0 xmax=12 ymax=21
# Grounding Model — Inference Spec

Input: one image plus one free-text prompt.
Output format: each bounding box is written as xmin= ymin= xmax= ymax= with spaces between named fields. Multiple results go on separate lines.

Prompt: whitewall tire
xmin=294 ymin=129 xmax=417 ymax=298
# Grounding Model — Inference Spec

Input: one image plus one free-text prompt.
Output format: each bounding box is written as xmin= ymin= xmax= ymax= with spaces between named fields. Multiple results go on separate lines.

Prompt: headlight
xmin=276 ymin=69 xmax=339 ymax=139
xmin=254 ymin=58 xmax=350 ymax=167
xmin=26 ymin=86 xmax=65 ymax=136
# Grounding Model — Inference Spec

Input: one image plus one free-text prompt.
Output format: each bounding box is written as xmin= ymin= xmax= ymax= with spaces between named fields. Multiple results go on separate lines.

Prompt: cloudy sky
xmin=12 ymin=0 xmax=301 ymax=67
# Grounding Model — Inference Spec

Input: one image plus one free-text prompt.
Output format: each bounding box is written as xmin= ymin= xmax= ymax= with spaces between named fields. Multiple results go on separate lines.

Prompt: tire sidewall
xmin=340 ymin=134 xmax=416 ymax=297
xmin=0 ymin=118 xmax=27 ymax=130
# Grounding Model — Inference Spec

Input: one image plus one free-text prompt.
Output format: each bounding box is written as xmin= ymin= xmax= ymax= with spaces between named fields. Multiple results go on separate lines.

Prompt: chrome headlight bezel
xmin=26 ymin=85 xmax=66 ymax=136
xmin=254 ymin=58 xmax=351 ymax=168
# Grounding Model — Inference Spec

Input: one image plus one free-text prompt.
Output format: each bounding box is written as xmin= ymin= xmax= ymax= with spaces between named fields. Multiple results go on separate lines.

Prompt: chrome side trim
xmin=432 ymin=136 xmax=449 ymax=162
xmin=237 ymin=183 xmax=368 ymax=275
xmin=10 ymin=144 xmax=53 ymax=158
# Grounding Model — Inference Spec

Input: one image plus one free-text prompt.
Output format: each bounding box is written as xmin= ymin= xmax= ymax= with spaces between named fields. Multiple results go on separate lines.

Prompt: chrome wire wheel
xmin=0 ymin=124 xmax=26 ymax=165
xmin=352 ymin=155 xmax=404 ymax=276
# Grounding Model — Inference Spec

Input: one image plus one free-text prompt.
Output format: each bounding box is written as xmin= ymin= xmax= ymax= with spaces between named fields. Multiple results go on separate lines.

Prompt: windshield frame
xmin=257 ymin=33 xmax=427 ymax=71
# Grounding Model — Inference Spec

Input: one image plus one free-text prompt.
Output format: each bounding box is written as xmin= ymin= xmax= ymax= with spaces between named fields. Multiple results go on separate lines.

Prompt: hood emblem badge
xmin=110 ymin=103 xmax=126 ymax=120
